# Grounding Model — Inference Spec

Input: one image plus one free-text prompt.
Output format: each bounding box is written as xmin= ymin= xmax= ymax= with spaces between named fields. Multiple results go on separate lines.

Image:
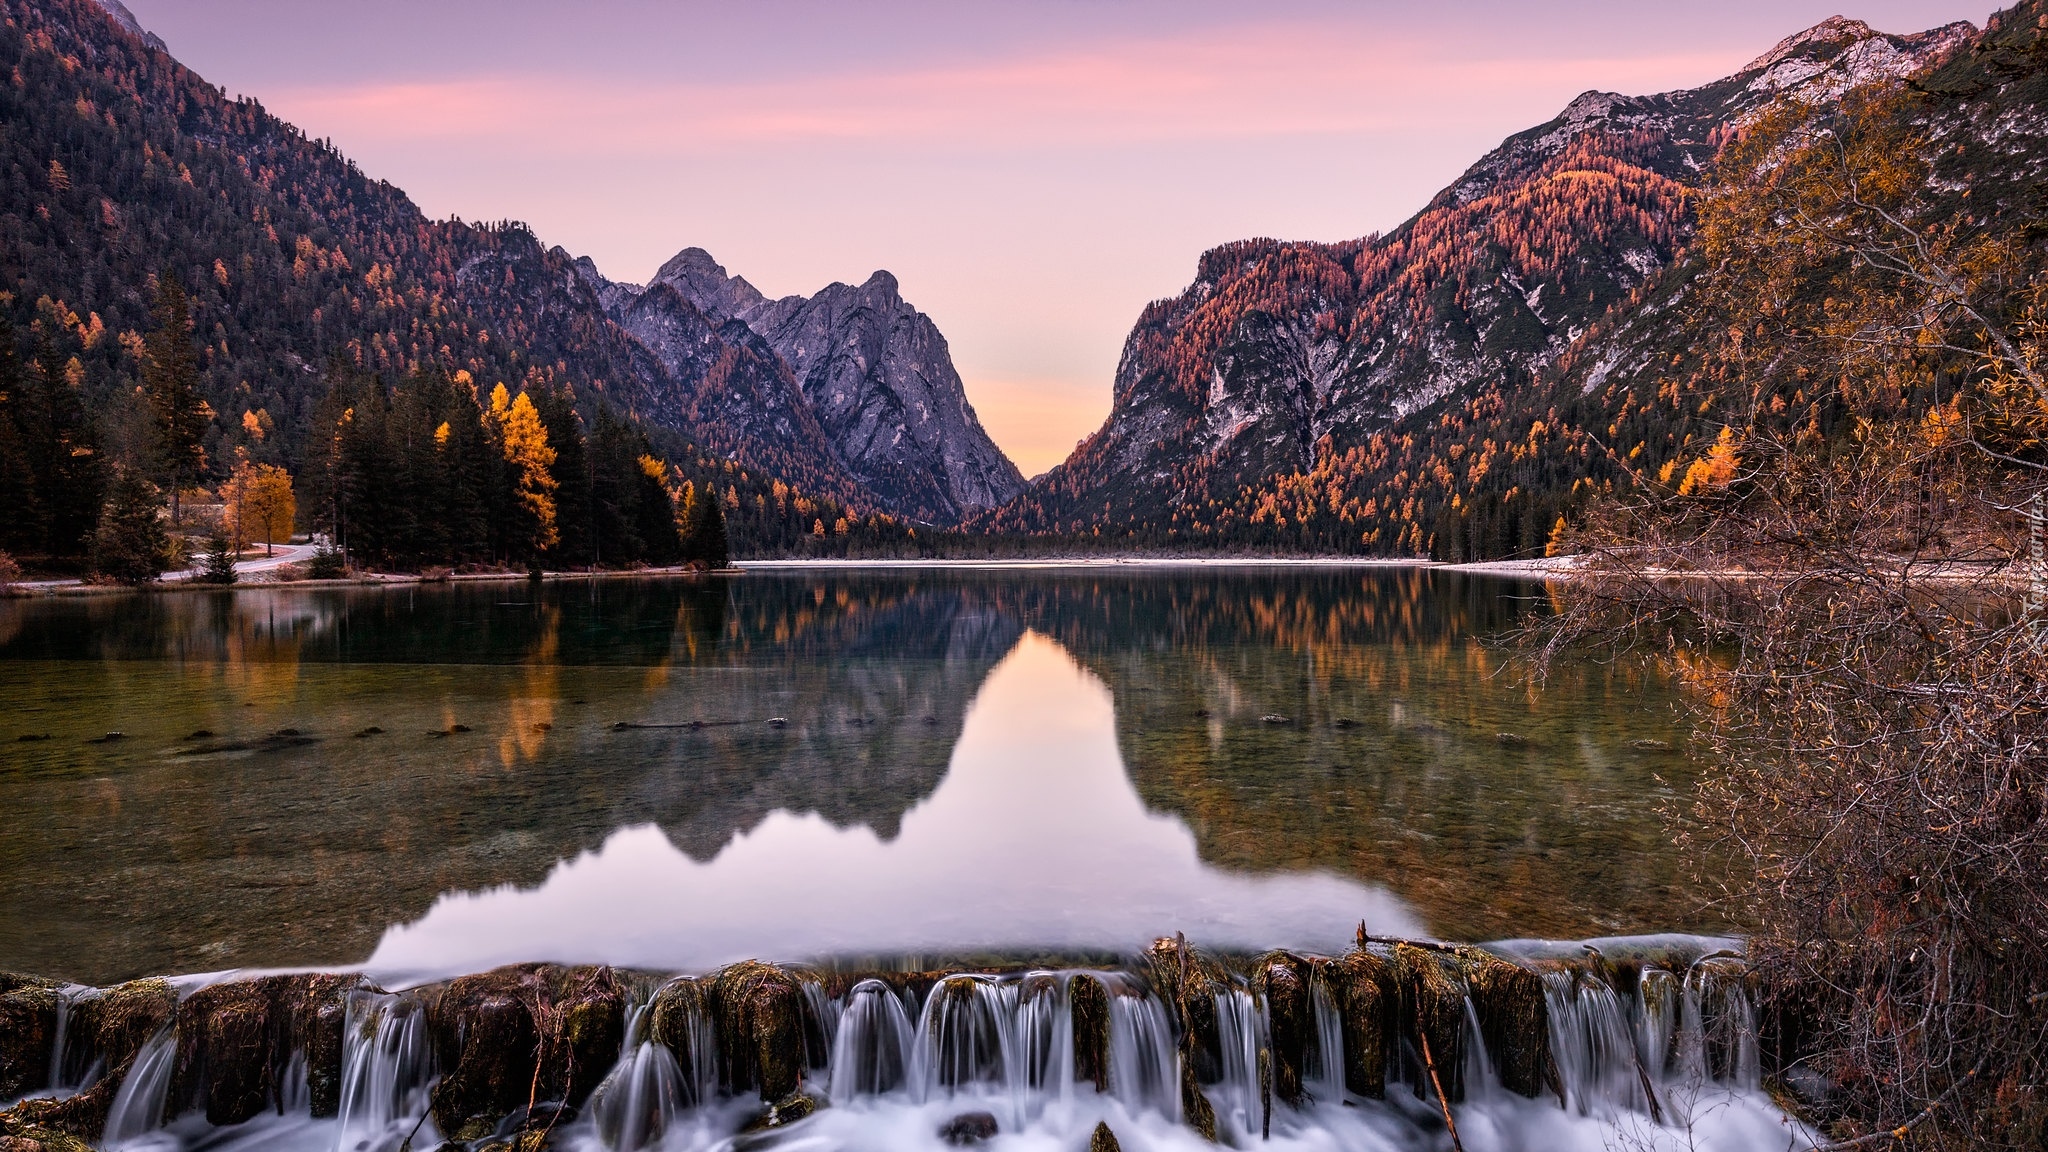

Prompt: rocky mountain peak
xmin=649 ymin=247 xmax=766 ymax=323
xmin=92 ymin=0 xmax=166 ymax=51
xmin=580 ymin=245 xmax=1024 ymax=524
xmin=1737 ymin=15 xmax=1975 ymax=101
xmin=856 ymin=269 xmax=902 ymax=306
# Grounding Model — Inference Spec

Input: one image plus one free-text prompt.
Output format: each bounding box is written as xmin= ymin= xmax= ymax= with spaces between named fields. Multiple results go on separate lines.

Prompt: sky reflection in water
xmin=371 ymin=632 xmax=1420 ymax=982
xmin=0 ymin=570 xmax=1707 ymax=984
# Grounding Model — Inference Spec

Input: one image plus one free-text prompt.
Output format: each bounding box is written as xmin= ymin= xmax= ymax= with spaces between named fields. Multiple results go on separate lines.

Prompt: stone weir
xmin=0 ymin=933 xmax=1776 ymax=1152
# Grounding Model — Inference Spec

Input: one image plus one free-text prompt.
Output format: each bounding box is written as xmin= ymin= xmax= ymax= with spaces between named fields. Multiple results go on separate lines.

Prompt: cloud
xmin=268 ymin=20 xmax=1735 ymax=156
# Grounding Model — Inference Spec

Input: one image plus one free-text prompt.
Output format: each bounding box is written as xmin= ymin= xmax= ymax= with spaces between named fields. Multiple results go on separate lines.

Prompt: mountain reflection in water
xmin=370 ymin=631 xmax=1419 ymax=983
xmin=0 ymin=569 xmax=1711 ymax=984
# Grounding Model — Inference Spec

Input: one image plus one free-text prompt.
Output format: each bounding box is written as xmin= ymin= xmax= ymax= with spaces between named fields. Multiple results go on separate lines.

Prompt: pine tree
xmin=91 ymin=468 xmax=171 ymax=584
xmin=0 ymin=314 xmax=46 ymax=557
xmin=20 ymin=308 xmax=104 ymax=559
xmin=682 ymin=481 xmax=730 ymax=569
xmin=198 ymin=526 xmax=238 ymax=584
xmin=142 ymin=271 xmax=212 ymax=526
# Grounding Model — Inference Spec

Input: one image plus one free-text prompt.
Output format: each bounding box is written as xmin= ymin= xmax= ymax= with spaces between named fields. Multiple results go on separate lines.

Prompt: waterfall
xmin=1104 ymin=990 xmax=1177 ymax=1122
xmin=800 ymin=978 xmax=839 ymax=1070
xmin=1543 ymin=969 xmax=1652 ymax=1117
xmin=1211 ymin=987 xmax=1266 ymax=1140
xmin=333 ymin=991 xmax=434 ymax=1150
xmin=102 ymin=1027 xmax=176 ymax=1147
xmin=1304 ymin=968 xmax=1346 ymax=1105
xmin=589 ymin=978 xmax=719 ymax=1151
xmin=592 ymin=1042 xmax=687 ymax=1151
xmin=1637 ymin=967 xmax=1678 ymax=1080
xmin=910 ymin=975 xmax=1012 ymax=1101
xmin=45 ymin=983 xmax=102 ymax=1096
xmin=1460 ymin=996 xmax=1495 ymax=1103
xmin=1681 ymin=957 xmax=1759 ymax=1092
xmin=1538 ymin=950 xmax=1768 ymax=1133
xmin=1013 ymin=974 xmax=1074 ymax=1110
xmin=827 ymin=979 xmax=916 ymax=1100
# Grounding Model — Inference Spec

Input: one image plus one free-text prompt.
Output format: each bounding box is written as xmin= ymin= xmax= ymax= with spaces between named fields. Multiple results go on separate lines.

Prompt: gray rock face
xmin=593 ymin=249 xmax=1024 ymax=524
xmin=743 ymin=272 xmax=1026 ymax=522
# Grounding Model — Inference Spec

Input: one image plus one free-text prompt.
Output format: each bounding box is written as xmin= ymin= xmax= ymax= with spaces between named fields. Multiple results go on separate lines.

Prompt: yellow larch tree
xmin=489 ymin=384 xmax=558 ymax=561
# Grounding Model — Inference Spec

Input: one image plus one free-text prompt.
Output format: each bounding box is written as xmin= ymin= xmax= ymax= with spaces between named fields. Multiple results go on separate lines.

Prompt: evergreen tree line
xmin=0 ymin=271 xmax=209 ymax=580
xmin=300 ymin=364 xmax=727 ymax=574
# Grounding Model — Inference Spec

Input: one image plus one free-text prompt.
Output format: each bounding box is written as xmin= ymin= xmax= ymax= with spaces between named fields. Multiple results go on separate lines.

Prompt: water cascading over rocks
xmin=0 ymin=932 xmax=1786 ymax=1152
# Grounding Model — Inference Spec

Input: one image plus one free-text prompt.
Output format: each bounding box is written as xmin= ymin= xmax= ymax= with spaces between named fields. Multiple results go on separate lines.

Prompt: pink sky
xmin=124 ymin=1 xmax=1992 ymax=477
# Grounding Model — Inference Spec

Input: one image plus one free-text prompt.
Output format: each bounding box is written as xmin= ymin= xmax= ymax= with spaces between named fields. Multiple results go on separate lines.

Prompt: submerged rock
xmin=739 ymin=1089 xmax=821 ymax=1133
xmin=937 ymin=1109 xmax=998 ymax=1145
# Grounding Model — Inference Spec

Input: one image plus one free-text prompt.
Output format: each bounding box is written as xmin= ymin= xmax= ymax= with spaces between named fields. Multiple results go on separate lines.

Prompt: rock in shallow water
xmin=937 ymin=1110 xmax=998 ymax=1145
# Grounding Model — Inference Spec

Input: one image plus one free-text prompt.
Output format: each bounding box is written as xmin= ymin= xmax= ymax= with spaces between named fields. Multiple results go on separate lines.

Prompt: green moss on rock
xmin=0 ymin=976 xmax=59 ymax=1101
xmin=1334 ymin=950 xmax=1393 ymax=1100
xmin=1453 ymin=948 xmax=1554 ymax=1100
xmin=1069 ymin=975 xmax=1110 ymax=1092
xmin=709 ymin=962 xmax=806 ymax=1102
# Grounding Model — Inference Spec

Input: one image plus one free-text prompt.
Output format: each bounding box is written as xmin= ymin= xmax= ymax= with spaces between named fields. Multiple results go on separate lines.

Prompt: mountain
xmin=979 ymin=14 xmax=1980 ymax=555
xmin=587 ymin=249 xmax=1025 ymax=524
xmin=0 ymin=0 xmax=1006 ymax=546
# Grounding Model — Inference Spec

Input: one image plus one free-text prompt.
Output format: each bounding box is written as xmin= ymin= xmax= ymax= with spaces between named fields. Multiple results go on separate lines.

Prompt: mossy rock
xmin=427 ymin=965 xmax=552 ymax=1139
xmin=739 ymin=1089 xmax=821 ymax=1133
xmin=1178 ymin=1060 xmax=1216 ymax=1143
xmin=1143 ymin=937 xmax=1229 ymax=1084
xmin=709 ymin=962 xmax=806 ymax=1102
xmin=1453 ymin=948 xmax=1553 ymax=1100
xmin=0 ymin=975 xmax=59 ymax=1101
xmin=552 ymin=967 xmax=624 ymax=1107
xmin=0 ymin=1124 xmax=94 ymax=1152
xmin=1250 ymin=952 xmax=1310 ymax=1107
xmin=1392 ymin=944 xmax=1466 ymax=1103
xmin=647 ymin=976 xmax=710 ymax=1088
xmin=8 ymin=978 xmax=178 ymax=1141
xmin=170 ymin=979 xmax=275 ymax=1125
xmin=1069 ymin=974 xmax=1110 ymax=1092
xmin=273 ymin=973 xmax=358 ymax=1119
xmin=1088 ymin=1120 xmax=1123 ymax=1152
xmin=1335 ymin=949 xmax=1393 ymax=1099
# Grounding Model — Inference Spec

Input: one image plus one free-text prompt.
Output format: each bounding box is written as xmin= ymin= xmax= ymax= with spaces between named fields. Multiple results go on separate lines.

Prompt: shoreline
xmin=5 ymin=555 xmax=1579 ymax=596
xmin=7 ymin=552 xmax=2028 ymax=596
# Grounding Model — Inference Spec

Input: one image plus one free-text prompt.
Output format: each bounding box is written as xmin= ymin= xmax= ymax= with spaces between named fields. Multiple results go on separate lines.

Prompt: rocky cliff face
xmin=591 ymin=249 xmax=1025 ymax=525
xmin=980 ymin=15 xmax=1975 ymax=542
xmin=743 ymin=271 xmax=1026 ymax=521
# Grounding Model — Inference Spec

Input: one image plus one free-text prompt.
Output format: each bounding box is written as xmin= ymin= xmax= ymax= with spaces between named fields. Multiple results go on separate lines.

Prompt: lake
xmin=0 ymin=566 xmax=1714 ymax=987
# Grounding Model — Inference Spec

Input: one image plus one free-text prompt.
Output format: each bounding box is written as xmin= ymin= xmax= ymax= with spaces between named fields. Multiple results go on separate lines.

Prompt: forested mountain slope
xmin=979 ymin=15 xmax=1988 ymax=557
xmin=0 ymin=0 xmax=1007 ymax=541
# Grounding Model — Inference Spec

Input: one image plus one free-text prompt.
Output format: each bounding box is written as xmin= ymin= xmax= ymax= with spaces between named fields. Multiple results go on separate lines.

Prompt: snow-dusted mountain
xmin=979 ymin=15 xmax=1977 ymax=546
